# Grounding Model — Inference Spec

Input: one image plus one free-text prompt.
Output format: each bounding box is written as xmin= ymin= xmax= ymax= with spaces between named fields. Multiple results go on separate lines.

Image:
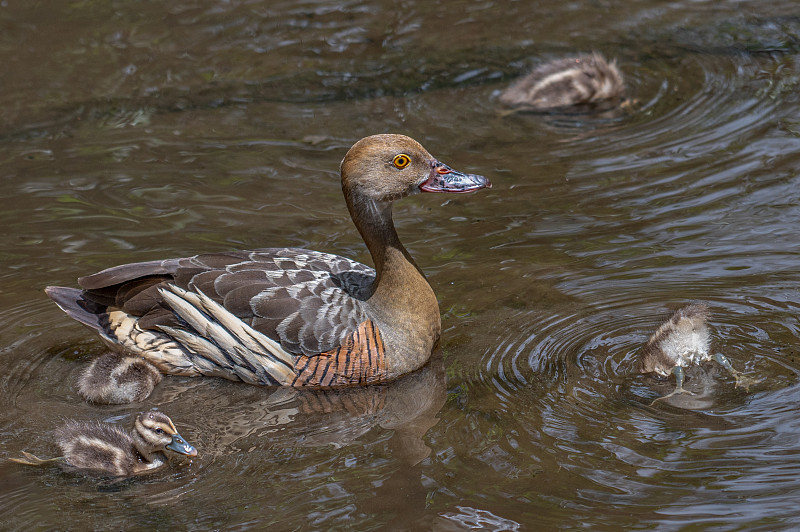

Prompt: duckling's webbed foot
xmin=732 ymin=373 xmax=763 ymax=392
xmin=713 ymin=352 xmax=762 ymax=392
xmin=650 ymin=366 xmax=694 ymax=406
xmin=650 ymin=386 xmax=695 ymax=405
xmin=9 ymin=451 xmax=64 ymax=467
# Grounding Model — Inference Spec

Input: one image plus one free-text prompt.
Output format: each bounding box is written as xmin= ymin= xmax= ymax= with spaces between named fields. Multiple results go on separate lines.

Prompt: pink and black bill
xmin=420 ymin=161 xmax=491 ymax=193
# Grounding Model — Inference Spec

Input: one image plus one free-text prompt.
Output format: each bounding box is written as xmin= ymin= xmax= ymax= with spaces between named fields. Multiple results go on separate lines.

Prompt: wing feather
xmin=71 ymin=248 xmax=375 ymax=357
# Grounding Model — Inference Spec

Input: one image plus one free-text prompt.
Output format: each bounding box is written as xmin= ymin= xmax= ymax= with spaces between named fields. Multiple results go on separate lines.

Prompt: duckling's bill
xmin=419 ymin=162 xmax=491 ymax=193
xmin=167 ymin=433 xmax=197 ymax=457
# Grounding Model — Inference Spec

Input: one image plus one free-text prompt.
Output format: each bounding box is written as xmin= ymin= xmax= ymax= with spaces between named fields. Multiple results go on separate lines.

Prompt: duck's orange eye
xmin=392 ymin=154 xmax=411 ymax=169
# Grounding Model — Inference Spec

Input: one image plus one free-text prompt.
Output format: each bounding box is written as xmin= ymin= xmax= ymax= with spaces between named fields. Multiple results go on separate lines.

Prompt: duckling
xmin=498 ymin=53 xmax=625 ymax=111
xmin=639 ymin=303 xmax=761 ymax=404
xmin=77 ymin=352 xmax=162 ymax=404
xmin=10 ymin=410 xmax=196 ymax=477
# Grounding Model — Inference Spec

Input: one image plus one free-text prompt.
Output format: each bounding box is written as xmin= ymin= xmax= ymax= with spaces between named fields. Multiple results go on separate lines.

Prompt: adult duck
xmin=46 ymin=134 xmax=491 ymax=390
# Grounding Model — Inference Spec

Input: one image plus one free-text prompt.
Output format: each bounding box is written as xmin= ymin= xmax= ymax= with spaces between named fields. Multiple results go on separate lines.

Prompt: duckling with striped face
xmin=11 ymin=410 xmax=196 ymax=477
xmin=639 ymin=303 xmax=762 ymax=405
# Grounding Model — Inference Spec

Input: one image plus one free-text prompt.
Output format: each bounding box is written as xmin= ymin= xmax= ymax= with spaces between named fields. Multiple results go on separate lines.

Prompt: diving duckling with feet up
xmin=11 ymin=410 xmax=196 ymax=477
xmin=77 ymin=352 xmax=162 ymax=404
xmin=499 ymin=53 xmax=625 ymax=112
xmin=639 ymin=303 xmax=762 ymax=405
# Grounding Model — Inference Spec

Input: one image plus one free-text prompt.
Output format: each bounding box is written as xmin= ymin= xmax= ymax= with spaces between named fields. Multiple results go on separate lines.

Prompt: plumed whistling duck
xmin=45 ymin=134 xmax=491 ymax=394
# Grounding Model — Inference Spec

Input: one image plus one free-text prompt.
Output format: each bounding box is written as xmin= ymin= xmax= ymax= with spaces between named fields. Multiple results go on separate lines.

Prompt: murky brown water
xmin=2 ymin=0 xmax=800 ymax=529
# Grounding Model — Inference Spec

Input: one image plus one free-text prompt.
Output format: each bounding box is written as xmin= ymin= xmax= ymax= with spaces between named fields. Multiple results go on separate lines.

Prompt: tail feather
xmin=45 ymin=284 xmax=300 ymax=386
xmin=44 ymin=286 xmax=104 ymax=332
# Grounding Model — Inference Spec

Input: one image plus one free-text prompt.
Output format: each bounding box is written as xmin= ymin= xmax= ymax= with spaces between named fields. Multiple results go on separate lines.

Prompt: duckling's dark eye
xmin=392 ymin=154 xmax=411 ymax=169
xmin=155 ymin=428 xmax=164 ymax=434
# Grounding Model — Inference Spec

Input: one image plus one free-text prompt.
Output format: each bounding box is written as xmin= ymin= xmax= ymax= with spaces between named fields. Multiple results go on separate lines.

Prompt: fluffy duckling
xmin=639 ymin=303 xmax=761 ymax=404
xmin=77 ymin=352 xmax=162 ymax=404
xmin=499 ymin=53 xmax=625 ymax=111
xmin=11 ymin=410 xmax=196 ymax=477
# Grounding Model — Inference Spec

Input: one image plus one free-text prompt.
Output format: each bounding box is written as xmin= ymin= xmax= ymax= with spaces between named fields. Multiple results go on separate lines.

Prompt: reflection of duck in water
xmin=77 ymin=352 xmax=161 ymax=404
xmin=179 ymin=354 xmax=446 ymax=466
xmin=639 ymin=303 xmax=761 ymax=404
xmin=11 ymin=410 xmax=196 ymax=477
xmin=499 ymin=53 xmax=625 ymax=112
xmin=44 ymin=135 xmax=490 ymax=401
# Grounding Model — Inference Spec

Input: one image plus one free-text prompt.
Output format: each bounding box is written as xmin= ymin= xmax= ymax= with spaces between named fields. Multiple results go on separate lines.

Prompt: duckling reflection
xmin=499 ymin=53 xmax=625 ymax=112
xmin=77 ymin=352 xmax=161 ymax=404
xmin=639 ymin=303 xmax=761 ymax=405
xmin=11 ymin=410 xmax=196 ymax=477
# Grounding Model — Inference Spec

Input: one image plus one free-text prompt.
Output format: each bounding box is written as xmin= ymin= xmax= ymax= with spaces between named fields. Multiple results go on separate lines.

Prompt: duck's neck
xmin=132 ymin=430 xmax=163 ymax=467
xmin=349 ymin=197 xmax=419 ymax=283
xmin=347 ymin=196 xmax=441 ymax=376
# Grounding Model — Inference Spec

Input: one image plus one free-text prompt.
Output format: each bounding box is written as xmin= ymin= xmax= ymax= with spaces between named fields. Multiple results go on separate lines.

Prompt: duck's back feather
xmin=60 ymin=248 xmax=375 ymax=357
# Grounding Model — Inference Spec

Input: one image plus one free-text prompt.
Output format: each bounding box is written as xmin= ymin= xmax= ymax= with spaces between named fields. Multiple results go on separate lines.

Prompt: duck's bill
xmin=420 ymin=163 xmax=491 ymax=193
xmin=167 ymin=433 xmax=198 ymax=457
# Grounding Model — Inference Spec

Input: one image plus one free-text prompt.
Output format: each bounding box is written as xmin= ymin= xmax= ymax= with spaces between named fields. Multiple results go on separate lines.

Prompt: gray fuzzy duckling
xmin=499 ymin=53 xmax=625 ymax=111
xmin=77 ymin=352 xmax=162 ymax=404
xmin=639 ymin=303 xmax=761 ymax=404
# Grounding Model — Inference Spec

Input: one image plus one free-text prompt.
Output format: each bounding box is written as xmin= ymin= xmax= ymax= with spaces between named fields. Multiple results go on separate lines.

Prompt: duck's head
xmin=135 ymin=410 xmax=198 ymax=458
xmin=340 ymin=134 xmax=491 ymax=203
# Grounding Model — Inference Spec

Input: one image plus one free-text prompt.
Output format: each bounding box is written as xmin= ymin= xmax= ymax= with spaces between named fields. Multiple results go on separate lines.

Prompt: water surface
xmin=2 ymin=0 xmax=800 ymax=529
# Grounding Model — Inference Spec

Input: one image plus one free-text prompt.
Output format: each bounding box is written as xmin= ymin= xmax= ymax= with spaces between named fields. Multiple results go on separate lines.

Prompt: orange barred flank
xmin=292 ymin=320 xmax=387 ymax=387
